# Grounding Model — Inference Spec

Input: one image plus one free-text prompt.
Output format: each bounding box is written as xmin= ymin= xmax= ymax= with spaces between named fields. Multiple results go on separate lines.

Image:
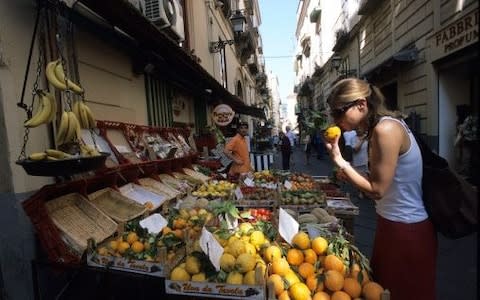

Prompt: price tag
xmin=235 ymin=187 xmax=244 ymax=200
xmin=284 ymin=180 xmax=293 ymax=190
xmin=244 ymin=177 xmax=255 ymax=187
xmin=139 ymin=213 xmax=168 ymax=235
xmin=199 ymin=227 xmax=224 ymax=271
xmin=278 ymin=208 xmax=299 ymax=245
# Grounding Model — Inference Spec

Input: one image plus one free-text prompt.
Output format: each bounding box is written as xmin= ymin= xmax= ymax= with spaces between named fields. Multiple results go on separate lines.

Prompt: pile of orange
xmin=266 ymin=231 xmax=386 ymax=300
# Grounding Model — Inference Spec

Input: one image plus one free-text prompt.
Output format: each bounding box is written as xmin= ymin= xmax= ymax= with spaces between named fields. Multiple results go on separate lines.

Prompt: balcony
xmin=235 ymin=24 xmax=258 ymax=65
xmin=247 ymin=54 xmax=259 ymax=75
xmin=358 ymin=0 xmax=383 ymax=15
xmin=297 ymin=77 xmax=314 ymax=97
xmin=332 ymin=29 xmax=349 ymax=52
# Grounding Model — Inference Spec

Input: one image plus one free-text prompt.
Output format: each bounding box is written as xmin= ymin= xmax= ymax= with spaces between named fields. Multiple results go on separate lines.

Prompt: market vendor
xmin=224 ymin=122 xmax=252 ymax=176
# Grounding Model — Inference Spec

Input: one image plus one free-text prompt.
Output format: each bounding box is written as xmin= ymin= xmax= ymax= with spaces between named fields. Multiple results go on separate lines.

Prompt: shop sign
xmin=212 ymin=104 xmax=235 ymax=126
xmin=165 ymin=280 xmax=265 ymax=300
xmin=430 ymin=8 xmax=478 ymax=61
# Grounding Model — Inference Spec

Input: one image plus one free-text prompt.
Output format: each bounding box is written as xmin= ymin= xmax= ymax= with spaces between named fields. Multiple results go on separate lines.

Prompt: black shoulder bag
xmin=413 ymin=133 xmax=478 ymax=239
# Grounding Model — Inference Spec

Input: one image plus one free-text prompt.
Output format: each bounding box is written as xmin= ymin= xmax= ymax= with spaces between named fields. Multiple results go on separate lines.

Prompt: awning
xmin=362 ymin=45 xmax=419 ymax=79
xmin=74 ymin=0 xmax=265 ymax=119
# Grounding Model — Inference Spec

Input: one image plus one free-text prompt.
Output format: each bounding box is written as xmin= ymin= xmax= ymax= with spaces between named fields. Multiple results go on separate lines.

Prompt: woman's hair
xmin=327 ymin=78 xmax=404 ymax=137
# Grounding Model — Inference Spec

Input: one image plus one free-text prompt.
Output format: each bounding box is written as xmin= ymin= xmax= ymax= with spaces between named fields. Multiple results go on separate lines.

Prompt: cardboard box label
xmin=165 ymin=280 xmax=265 ymax=299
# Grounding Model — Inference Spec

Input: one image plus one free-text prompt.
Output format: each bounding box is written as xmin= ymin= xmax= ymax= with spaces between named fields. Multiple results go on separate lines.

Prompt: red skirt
xmin=371 ymin=215 xmax=437 ymax=300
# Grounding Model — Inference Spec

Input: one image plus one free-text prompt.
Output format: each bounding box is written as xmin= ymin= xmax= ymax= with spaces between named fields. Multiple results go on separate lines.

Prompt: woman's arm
xmin=327 ymin=120 xmax=405 ymax=200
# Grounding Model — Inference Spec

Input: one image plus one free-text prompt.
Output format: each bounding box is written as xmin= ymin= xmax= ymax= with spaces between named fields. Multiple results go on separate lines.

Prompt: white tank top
xmin=375 ymin=117 xmax=428 ymax=223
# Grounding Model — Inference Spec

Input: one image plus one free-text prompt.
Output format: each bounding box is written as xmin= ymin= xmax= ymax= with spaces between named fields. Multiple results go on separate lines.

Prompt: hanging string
xmin=17 ymin=4 xmax=42 ymax=115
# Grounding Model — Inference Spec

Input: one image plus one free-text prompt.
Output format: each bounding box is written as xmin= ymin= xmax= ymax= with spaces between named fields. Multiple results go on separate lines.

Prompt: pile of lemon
xmin=192 ymin=180 xmax=236 ymax=198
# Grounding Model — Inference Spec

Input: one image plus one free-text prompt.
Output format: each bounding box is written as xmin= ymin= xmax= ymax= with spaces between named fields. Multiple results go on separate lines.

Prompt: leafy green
xmin=159 ymin=232 xmax=184 ymax=249
xmin=254 ymin=221 xmax=277 ymax=242
xmin=208 ymin=200 xmax=240 ymax=219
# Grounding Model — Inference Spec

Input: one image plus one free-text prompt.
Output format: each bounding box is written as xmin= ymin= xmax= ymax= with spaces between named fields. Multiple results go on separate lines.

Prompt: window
xmin=220 ymin=47 xmax=227 ymax=88
xmin=145 ymin=75 xmax=173 ymax=127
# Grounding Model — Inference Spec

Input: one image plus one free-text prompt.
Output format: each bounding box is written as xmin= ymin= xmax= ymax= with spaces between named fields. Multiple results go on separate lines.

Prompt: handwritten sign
xmin=278 ymin=208 xmax=299 ymax=244
xmin=244 ymin=177 xmax=255 ymax=187
xmin=139 ymin=213 xmax=168 ymax=235
xmin=199 ymin=227 xmax=224 ymax=271
xmin=284 ymin=180 xmax=292 ymax=190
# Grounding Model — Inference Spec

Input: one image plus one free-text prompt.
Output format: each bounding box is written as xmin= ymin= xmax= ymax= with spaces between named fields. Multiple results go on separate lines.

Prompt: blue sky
xmin=258 ymin=0 xmax=298 ymax=103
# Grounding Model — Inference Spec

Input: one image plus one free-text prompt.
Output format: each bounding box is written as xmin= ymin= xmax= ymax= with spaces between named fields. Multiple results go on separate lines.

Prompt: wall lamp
xmin=209 ymin=10 xmax=246 ymax=53
xmin=209 ymin=39 xmax=235 ymax=53
xmin=331 ymin=55 xmax=342 ymax=71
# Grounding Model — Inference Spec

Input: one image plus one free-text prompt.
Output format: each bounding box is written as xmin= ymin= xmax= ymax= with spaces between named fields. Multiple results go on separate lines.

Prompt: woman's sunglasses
xmin=330 ymin=100 xmax=360 ymax=118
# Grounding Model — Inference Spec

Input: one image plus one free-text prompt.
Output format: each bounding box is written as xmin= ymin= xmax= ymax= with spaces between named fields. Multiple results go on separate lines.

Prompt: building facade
xmin=295 ymin=0 xmax=478 ymax=168
xmin=0 ymin=0 xmax=268 ymax=298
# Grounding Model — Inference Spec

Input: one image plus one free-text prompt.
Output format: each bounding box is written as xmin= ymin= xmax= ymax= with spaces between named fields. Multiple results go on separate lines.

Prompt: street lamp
xmin=230 ymin=10 xmax=246 ymax=35
xmin=209 ymin=10 xmax=246 ymax=53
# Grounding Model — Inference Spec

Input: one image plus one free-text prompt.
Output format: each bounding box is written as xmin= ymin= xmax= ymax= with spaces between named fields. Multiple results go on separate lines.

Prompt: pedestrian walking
xmin=279 ymin=131 xmax=292 ymax=170
xmin=303 ymin=133 xmax=312 ymax=165
xmin=286 ymin=126 xmax=295 ymax=147
xmin=342 ymin=130 xmax=356 ymax=163
xmin=313 ymin=129 xmax=325 ymax=159
xmin=325 ymin=78 xmax=437 ymax=300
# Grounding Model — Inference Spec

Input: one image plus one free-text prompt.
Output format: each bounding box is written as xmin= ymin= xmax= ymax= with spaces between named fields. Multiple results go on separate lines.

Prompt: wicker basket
xmin=88 ymin=188 xmax=147 ymax=222
xmin=44 ymin=193 xmax=117 ymax=256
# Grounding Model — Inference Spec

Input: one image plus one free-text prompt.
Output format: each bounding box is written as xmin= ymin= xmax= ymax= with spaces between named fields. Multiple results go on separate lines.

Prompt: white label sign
xmin=235 ymin=187 xmax=244 ymax=200
xmin=278 ymin=208 xmax=299 ymax=245
xmin=244 ymin=178 xmax=255 ymax=187
xmin=139 ymin=213 xmax=168 ymax=235
xmin=284 ymin=180 xmax=292 ymax=190
xmin=199 ymin=227 xmax=224 ymax=271
xmin=115 ymin=145 xmax=131 ymax=153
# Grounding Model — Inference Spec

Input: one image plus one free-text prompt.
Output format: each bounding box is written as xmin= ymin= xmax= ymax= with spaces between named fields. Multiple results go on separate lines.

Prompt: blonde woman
xmin=325 ymin=78 xmax=437 ymax=300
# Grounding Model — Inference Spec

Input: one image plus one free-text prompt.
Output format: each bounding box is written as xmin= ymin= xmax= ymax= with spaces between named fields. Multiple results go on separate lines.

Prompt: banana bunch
xmin=24 ymin=91 xmax=57 ymax=128
xmin=28 ymin=149 xmax=72 ymax=161
xmin=56 ymin=111 xmax=82 ymax=145
xmin=72 ymin=100 xmax=96 ymax=129
xmin=45 ymin=59 xmax=84 ymax=94
xmin=80 ymin=144 xmax=101 ymax=157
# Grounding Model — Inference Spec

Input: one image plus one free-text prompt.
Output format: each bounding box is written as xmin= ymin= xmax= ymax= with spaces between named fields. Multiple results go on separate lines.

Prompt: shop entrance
xmin=438 ymin=59 xmax=479 ymax=173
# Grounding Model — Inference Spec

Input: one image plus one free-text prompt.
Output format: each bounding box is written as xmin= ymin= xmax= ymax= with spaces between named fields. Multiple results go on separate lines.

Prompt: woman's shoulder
xmin=374 ymin=118 xmax=406 ymax=139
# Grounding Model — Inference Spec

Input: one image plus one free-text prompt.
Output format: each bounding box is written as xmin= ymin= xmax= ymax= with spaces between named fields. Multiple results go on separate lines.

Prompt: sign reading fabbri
xmin=212 ymin=104 xmax=235 ymax=126
xmin=430 ymin=8 xmax=478 ymax=61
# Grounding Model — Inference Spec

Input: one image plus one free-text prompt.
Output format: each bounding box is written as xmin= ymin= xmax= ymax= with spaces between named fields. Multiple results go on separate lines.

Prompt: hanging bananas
xmin=27 ymin=149 xmax=74 ymax=161
xmin=24 ymin=90 xmax=56 ymax=128
xmin=45 ymin=59 xmax=84 ymax=94
xmin=72 ymin=100 xmax=96 ymax=129
xmin=55 ymin=110 xmax=82 ymax=145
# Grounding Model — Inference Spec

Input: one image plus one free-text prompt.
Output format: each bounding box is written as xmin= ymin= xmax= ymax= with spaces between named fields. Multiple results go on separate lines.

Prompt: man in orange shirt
xmin=224 ymin=122 xmax=252 ymax=176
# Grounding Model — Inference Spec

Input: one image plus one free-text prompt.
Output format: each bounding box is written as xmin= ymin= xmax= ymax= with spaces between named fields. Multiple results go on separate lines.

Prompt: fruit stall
xmin=21 ymin=138 xmax=391 ymax=300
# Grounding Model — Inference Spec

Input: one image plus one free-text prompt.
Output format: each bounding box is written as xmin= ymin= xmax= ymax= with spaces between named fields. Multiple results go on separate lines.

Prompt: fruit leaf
xmin=254 ymin=221 xmax=277 ymax=242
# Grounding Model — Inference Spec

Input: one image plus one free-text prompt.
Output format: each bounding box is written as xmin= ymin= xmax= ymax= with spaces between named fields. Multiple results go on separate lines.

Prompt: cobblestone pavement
xmin=271 ymin=146 xmax=477 ymax=300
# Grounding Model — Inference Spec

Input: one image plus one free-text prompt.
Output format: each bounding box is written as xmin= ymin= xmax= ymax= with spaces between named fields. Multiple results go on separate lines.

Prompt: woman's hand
xmin=324 ymin=134 xmax=345 ymax=166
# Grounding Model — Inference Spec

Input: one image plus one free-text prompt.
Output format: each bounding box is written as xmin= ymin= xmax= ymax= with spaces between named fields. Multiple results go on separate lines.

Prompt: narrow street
xmin=273 ymin=146 xmax=478 ymax=300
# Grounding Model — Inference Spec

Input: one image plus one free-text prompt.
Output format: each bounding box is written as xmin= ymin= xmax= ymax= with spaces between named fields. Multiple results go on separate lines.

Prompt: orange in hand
xmin=324 ymin=125 xmax=341 ymax=142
